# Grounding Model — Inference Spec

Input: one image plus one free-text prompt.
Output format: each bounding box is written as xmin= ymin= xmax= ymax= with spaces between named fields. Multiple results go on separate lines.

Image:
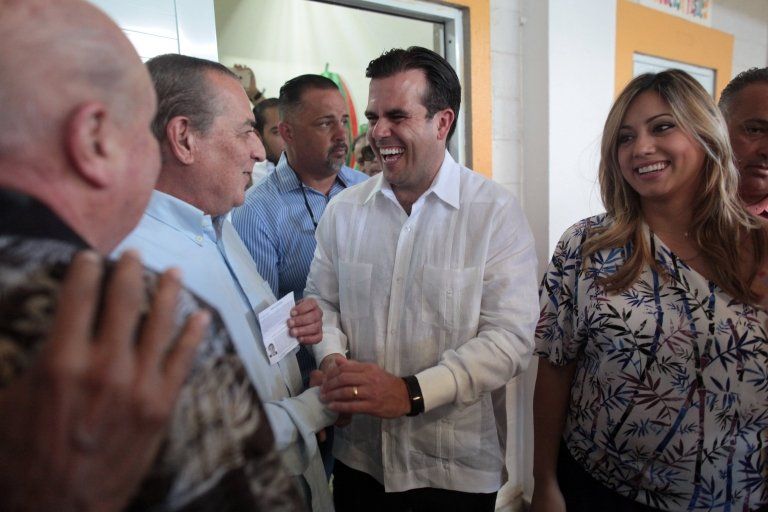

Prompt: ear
xmin=435 ymin=108 xmax=456 ymax=141
xmin=278 ymin=121 xmax=293 ymax=144
xmin=64 ymin=101 xmax=115 ymax=188
xmin=165 ymin=116 xmax=196 ymax=165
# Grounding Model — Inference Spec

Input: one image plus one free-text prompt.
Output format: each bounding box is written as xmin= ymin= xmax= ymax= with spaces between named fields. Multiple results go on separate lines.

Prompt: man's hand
xmin=320 ymin=358 xmax=410 ymax=419
xmin=318 ymin=355 xmax=352 ymax=427
xmin=288 ymin=298 xmax=323 ymax=344
xmin=0 ymin=250 xmax=208 ymax=512
xmin=232 ymin=63 xmax=259 ymax=102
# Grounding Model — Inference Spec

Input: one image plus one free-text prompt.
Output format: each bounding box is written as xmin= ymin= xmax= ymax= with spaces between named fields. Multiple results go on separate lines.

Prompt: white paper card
xmin=257 ymin=292 xmax=298 ymax=365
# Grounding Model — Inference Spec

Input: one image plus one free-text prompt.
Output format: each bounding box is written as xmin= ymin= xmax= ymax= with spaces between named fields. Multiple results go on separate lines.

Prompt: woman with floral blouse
xmin=531 ymin=70 xmax=768 ymax=512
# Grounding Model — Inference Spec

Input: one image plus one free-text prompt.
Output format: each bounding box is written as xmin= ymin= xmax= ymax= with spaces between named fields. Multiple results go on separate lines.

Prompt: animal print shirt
xmin=0 ymin=190 xmax=306 ymax=511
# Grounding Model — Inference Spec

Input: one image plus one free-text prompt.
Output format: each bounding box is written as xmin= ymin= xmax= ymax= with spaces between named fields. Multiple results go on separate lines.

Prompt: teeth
xmin=637 ymin=162 xmax=667 ymax=174
xmin=380 ymin=147 xmax=404 ymax=156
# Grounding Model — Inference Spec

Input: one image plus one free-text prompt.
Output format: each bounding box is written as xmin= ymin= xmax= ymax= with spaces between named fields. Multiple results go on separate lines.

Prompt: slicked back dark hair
xmin=146 ymin=53 xmax=237 ymax=143
xmin=278 ymin=74 xmax=339 ymax=120
xmin=719 ymin=67 xmax=768 ymax=118
xmin=253 ymin=97 xmax=280 ymax=136
xmin=365 ymin=46 xmax=461 ymax=139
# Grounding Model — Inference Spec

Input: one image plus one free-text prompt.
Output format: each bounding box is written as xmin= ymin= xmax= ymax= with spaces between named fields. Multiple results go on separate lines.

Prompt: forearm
xmin=417 ymin=321 xmax=535 ymax=412
xmin=304 ymin=226 xmax=347 ymax=363
xmin=264 ymin=388 xmax=337 ymax=452
xmin=532 ymin=358 xmax=577 ymax=483
xmin=417 ymin=199 xmax=538 ymax=411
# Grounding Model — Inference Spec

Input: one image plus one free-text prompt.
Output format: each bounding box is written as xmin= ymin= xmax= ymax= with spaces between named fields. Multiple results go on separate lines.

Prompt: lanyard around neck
xmin=299 ymin=183 xmax=318 ymax=230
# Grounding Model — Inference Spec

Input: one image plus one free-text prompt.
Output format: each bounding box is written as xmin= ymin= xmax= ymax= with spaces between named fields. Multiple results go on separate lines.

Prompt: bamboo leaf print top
xmin=536 ymin=214 xmax=768 ymax=511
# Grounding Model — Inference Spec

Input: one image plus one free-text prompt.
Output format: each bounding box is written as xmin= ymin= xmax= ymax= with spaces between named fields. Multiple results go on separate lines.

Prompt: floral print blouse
xmin=536 ymin=214 xmax=768 ymax=511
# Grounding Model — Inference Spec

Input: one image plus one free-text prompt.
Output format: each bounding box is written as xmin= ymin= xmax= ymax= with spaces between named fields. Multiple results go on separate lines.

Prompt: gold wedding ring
xmin=352 ymin=386 xmax=359 ymax=398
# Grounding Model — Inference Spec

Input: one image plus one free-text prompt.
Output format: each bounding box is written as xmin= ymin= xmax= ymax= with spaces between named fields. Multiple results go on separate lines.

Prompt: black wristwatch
xmin=402 ymin=375 xmax=424 ymax=417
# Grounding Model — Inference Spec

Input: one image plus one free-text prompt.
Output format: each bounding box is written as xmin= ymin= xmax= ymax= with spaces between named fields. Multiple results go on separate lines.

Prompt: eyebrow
xmin=619 ymin=112 xmax=672 ymax=130
xmin=365 ymin=108 xmax=409 ymax=119
xmin=385 ymin=108 xmax=409 ymax=118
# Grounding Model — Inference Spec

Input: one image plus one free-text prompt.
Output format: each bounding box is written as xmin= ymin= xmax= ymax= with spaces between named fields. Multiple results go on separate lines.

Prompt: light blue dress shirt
xmin=232 ymin=153 xmax=368 ymax=384
xmin=114 ymin=190 xmax=335 ymax=512
xmin=232 ymin=153 xmax=368 ymax=302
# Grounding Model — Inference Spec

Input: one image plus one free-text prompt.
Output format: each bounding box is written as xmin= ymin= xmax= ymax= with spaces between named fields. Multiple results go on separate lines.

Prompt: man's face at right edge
xmin=726 ymin=83 xmax=768 ymax=204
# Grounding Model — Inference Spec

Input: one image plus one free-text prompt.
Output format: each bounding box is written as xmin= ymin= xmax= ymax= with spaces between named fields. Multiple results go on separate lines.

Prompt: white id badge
xmin=257 ymin=292 xmax=299 ymax=365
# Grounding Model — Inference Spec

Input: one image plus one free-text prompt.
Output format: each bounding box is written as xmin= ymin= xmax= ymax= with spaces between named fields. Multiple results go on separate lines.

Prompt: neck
xmin=0 ymin=164 xmax=111 ymax=253
xmin=392 ymin=186 xmax=423 ymax=216
xmin=290 ymin=165 xmax=338 ymax=196
xmin=155 ymin=169 xmax=216 ymax=216
xmin=641 ymin=198 xmax=693 ymax=238
xmin=392 ymin=161 xmax=443 ymax=215
xmin=301 ymin=174 xmax=336 ymax=195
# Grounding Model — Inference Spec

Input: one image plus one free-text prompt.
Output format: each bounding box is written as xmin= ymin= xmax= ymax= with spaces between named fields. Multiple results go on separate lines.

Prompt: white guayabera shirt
xmin=305 ymin=151 xmax=539 ymax=493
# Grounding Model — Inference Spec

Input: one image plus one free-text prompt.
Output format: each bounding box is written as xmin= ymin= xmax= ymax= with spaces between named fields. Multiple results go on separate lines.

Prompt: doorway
xmin=214 ymin=0 xmax=468 ymax=163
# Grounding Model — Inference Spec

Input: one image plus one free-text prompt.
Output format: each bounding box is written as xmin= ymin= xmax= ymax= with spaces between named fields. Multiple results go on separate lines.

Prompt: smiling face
xmin=617 ymin=90 xmax=706 ymax=210
xmin=281 ymin=87 xmax=349 ymax=178
xmin=725 ymin=83 xmax=768 ymax=204
xmin=365 ymin=69 xmax=453 ymax=199
xmin=192 ymin=71 xmax=265 ymax=216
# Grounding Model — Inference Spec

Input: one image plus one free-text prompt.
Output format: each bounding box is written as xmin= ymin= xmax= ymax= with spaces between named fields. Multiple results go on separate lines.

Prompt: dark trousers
xmin=333 ymin=461 xmax=497 ymax=512
xmin=557 ymin=443 xmax=768 ymax=512
xmin=556 ymin=442 xmax=662 ymax=512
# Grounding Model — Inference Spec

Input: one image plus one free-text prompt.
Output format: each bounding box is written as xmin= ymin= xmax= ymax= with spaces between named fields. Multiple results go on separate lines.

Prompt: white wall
xmin=517 ymin=0 xmax=615 ymax=271
xmin=548 ymin=1 xmax=616 ymax=255
xmin=712 ymin=0 xmax=768 ymax=76
xmin=491 ymin=1 xmax=524 ymax=200
xmin=490 ymin=4 xmax=530 ymax=510
xmin=515 ymin=0 xmax=616 ymax=505
xmin=88 ymin=0 xmax=217 ymax=60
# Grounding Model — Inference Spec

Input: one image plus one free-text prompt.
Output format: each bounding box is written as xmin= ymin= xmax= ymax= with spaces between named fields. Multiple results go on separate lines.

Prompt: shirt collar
xmin=274 ymin=152 xmax=356 ymax=193
xmin=144 ymin=190 xmax=215 ymax=245
xmin=275 ymin=153 xmax=303 ymax=193
xmin=367 ymin=149 xmax=461 ymax=210
xmin=336 ymin=164 xmax=360 ymax=188
xmin=0 ymin=188 xmax=89 ymax=248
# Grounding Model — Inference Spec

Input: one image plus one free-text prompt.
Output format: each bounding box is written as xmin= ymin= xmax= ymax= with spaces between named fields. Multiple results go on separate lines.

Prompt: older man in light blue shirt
xmin=115 ymin=54 xmax=336 ymax=512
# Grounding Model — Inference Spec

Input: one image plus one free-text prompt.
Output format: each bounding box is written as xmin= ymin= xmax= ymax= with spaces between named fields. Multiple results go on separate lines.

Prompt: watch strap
xmin=402 ymin=375 xmax=424 ymax=417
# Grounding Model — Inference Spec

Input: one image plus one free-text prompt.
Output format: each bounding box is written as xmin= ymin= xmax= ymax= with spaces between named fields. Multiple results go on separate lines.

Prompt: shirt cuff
xmin=312 ymin=331 xmax=345 ymax=367
xmin=415 ymin=365 xmax=457 ymax=413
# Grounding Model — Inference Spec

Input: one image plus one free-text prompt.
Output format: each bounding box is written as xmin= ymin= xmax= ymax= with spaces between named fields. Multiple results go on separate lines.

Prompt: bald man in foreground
xmin=0 ymin=1 xmax=303 ymax=510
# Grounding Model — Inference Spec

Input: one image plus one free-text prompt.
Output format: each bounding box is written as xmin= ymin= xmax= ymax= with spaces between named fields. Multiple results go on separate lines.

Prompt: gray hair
xmin=146 ymin=54 xmax=237 ymax=143
xmin=718 ymin=67 xmax=768 ymax=118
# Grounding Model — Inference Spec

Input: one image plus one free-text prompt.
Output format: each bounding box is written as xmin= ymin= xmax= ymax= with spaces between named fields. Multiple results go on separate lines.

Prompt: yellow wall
xmin=437 ymin=0 xmax=492 ymax=176
xmin=616 ymin=0 xmax=733 ymax=99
